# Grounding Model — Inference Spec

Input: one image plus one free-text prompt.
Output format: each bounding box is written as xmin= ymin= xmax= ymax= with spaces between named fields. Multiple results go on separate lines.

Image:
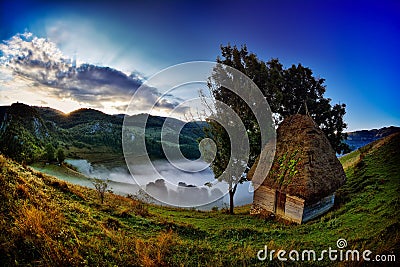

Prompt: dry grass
xmin=135 ymin=230 xmax=179 ymax=267
xmin=11 ymin=200 xmax=83 ymax=266
xmin=0 ymin=155 xmax=183 ymax=266
xmin=15 ymin=203 xmax=64 ymax=238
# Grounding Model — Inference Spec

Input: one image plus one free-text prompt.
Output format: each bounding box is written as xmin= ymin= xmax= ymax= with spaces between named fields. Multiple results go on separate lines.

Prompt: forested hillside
xmin=0 ymin=103 xmax=205 ymax=164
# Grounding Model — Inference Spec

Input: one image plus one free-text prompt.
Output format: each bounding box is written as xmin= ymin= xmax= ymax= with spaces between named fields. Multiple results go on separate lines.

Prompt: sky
xmin=0 ymin=0 xmax=399 ymax=131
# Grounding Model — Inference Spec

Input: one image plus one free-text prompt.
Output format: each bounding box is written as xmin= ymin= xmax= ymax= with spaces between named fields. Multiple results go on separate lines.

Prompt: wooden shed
xmin=248 ymin=114 xmax=346 ymax=224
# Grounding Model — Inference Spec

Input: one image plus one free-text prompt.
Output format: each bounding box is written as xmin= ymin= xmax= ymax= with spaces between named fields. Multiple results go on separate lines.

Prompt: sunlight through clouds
xmin=0 ymin=32 xmax=184 ymax=115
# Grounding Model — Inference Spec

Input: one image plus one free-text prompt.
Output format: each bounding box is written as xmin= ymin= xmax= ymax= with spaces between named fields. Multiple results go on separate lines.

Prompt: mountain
xmin=0 ymin=103 xmax=205 ymax=164
xmin=344 ymin=126 xmax=400 ymax=151
xmin=0 ymin=103 xmax=54 ymax=162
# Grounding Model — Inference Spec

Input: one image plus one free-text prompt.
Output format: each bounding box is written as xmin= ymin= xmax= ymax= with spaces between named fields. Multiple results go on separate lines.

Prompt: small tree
xmin=57 ymin=149 xmax=65 ymax=164
xmin=92 ymin=178 xmax=109 ymax=204
xmin=203 ymin=61 xmax=266 ymax=214
xmin=45 ymin=143 xmax=55 ymax=163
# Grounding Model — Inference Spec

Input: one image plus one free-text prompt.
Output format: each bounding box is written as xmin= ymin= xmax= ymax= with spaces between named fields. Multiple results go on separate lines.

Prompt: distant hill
xmin=0 ymin=103 xmax=205 ymax=164
xmin=2 ymin=102 xmax=398 ymax=164
xmin=344 ymin=126 xmax=400 ymax=151
xmin=36 ymin=107 xmax=123 ymax=129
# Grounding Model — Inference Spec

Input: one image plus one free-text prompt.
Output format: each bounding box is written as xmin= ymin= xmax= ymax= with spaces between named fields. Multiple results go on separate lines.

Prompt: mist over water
xmin=65 ymin=159 xmax=254 ymax=209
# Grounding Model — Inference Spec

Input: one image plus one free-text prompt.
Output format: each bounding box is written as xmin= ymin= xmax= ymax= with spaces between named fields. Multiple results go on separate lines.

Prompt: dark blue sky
xmin=0 ymin=0 xmax=399 ymax=130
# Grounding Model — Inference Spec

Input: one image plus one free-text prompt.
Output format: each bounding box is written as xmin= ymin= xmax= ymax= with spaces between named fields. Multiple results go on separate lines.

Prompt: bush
xmin=56 ymin=149 xmax=65 ymax=164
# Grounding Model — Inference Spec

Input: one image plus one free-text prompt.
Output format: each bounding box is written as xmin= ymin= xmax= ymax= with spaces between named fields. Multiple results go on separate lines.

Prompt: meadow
xmin=0 ymin=133 xmax=398 ymax=266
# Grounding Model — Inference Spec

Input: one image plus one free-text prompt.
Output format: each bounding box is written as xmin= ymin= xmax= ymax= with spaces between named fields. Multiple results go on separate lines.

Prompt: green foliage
xmin=56 ymin=149 xmax=65 ymax=164
xmin=274 ymin=149 xmax=302 ymax=185
xmin=45 ymin=143 xmax=56 ymax=162
xmin=0 ymin=103 xmax=51 ymax=163
xmin=126 ymin=120 xmax=205 ymax=160
xmin=203 ymin=117 xmax=240 ymax=214
xmin=0 ymin=123 xmax=42 ymax=163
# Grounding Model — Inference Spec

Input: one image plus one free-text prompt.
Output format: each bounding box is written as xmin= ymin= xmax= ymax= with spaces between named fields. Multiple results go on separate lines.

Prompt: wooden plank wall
xmin=253 ymin=186 xmax=335 ymax=224
xmin=284 ymin=195 xmax=305 ymax=224
xmin=302 ymin=193 xmax=335 ymax=222
xmin=254 ymin=186 xmax=276 ymax=212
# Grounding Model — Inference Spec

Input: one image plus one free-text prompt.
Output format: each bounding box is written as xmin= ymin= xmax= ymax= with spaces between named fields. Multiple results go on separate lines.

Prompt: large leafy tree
xmin=205 ymin=44 xmax=350 ymax=214
xmin=215 ymin=44 xmax=350 ymax=154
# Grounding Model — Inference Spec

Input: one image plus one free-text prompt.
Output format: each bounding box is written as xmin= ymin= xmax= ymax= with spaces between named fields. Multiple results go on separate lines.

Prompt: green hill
xmin=0 ymin=103 xmax=56 ymax=162
xmin=36 ymin=107 xmax=123 ymax=129
xmin=0 ymin=103 xmax=205 ymax=165
xmin=0 ymin=133 xmax=399 ymax=266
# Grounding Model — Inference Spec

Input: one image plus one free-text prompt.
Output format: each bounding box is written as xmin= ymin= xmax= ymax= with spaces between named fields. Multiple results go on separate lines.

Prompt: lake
xmin=65 ymin=158 xmax=254 ymax=209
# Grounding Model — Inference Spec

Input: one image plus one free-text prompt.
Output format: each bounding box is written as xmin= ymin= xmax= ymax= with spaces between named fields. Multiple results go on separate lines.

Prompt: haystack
xmin=248 ymin=114 xmax=346 ymax=223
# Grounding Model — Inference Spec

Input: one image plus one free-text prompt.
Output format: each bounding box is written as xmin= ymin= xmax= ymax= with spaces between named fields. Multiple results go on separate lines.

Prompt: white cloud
xmin=0 ymin=32 xmax=182 ymax=115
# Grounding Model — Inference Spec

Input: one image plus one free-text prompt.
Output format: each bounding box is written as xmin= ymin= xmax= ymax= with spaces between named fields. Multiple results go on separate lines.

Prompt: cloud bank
xmin=0 ymin=32 xmax=179 ymax=114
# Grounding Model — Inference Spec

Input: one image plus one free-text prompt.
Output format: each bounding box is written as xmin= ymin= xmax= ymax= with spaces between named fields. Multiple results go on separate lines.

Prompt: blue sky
xmin=0 ymin=0 xmax=399 ymax=131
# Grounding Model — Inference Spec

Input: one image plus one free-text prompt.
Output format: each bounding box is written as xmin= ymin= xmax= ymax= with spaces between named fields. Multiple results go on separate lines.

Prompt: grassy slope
xmin=0 ymin=133 xmax=399 ymax=266
xmin=29 ymin=162 xmax=95 ymax=189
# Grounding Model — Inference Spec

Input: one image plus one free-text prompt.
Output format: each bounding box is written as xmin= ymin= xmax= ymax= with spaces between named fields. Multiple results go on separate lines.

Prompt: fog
xmin=65 ymin=159 xmax=254 ymax=210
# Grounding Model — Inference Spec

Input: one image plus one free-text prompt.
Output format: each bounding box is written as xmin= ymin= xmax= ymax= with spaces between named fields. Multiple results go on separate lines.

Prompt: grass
xmin=0 ymin=133 xmax=399 ymax=266
xmin=66 ymin=145 xmax=126 ymax=167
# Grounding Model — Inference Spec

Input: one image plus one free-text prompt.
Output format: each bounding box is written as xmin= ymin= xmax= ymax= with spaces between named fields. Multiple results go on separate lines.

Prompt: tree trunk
xmin=229 ymin=190 xmax=234 ymax=214
xmin=229 ymin=183 xmax=238 ymax=215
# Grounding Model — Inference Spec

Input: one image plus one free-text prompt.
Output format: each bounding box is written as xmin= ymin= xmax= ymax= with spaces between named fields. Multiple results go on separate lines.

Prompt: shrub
xmin=92 ymin=178 xmax=109 ymax=204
